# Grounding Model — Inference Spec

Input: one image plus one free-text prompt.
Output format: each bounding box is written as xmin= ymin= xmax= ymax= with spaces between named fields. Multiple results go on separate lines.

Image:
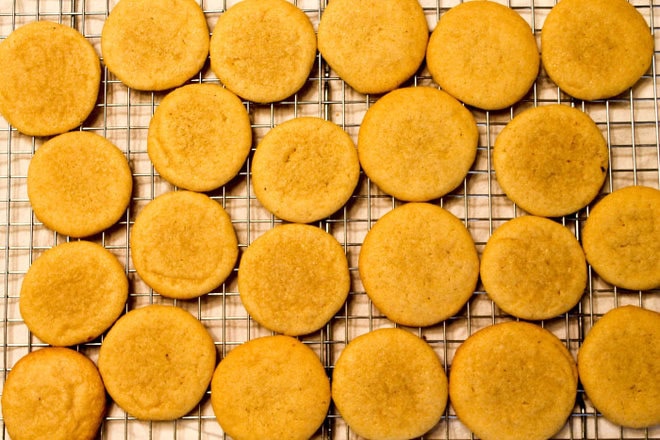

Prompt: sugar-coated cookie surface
xmin=0 ymin=21 xmax=100 ymax=136
xmin=98 ymin=305 xmax=216 ymax=421
xmin=449 ymin=321 xmax=578 ymax=440
xmin=582 ymin=186 xmax=660 ymax=290
xmin=578 ymin=306 xmax=660 ymax=428
xmin=2 ymin=347 xmax=106 ymax=440
xmin=211 ymin=335 xmax=330 ymax=440
xmin=332 ymin=328 xmax=448 ymax=440
xmin=426 ymin=0 xmax=539 ymax=110
xmin=20 ymin=241 xmax=128 ymax=347
xmin=358 ymin=86 xmax=478 ymax=201
xmin=27 ymin=131 xmax=133 ymax=237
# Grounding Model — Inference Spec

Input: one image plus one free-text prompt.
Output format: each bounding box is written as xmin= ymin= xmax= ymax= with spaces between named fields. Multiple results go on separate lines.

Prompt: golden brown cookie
xmin=101 ymin=0 xmax=209 ymax=91
xmin=449 ymin=321 xmax=578 ymax=440
xmin=147 ymin=84 xmax=252 ymax=192
xmin=0 ymin=21 xmax=100 ymax=136
xmin=426 ymin=0 xmax=539 ymax=110
xmin=578 ymin=305 xmax=660 ymax=428
xmin=317 ymin=0 xmax=429 ymax=95
xmin=98 ymin=304 xmax=217 ymax=420
xmin=20 ymin=241 xmax=128 ymax=346
xmin=357 ymin=86 xmax=478 ymax=201
xmin=581 ymin=185 xmax=660 ymax=290
xmin=130 ymin=190 xmax=238 ymax=299
xmin=2 ymin=347 xmax=106 ymax=440
xmin=27 ymin=131 xmax=133 ymax=237
xmin=210 ymin=0 xmax=316 ymax=103
xmin=211 ymin=335 xmax=330 ymax=440
xmin=493 ymin=104 xmax=608 ymax=217
xmin=541 ymin=0 xmax=653 ymax=101
xmin=332 ymin=328 xmax=448 ymax=439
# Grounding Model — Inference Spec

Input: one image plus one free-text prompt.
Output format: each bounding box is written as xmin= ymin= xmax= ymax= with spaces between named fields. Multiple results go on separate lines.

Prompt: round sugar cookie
xmin=581 ymin=186 xmax=660 ymax=290
xmin=101 ymin=0 xmax=209 ymax=91
xmin=493 ymin=104 xmax=608 ymax=217
xmin=211 ymin=335 xmax=330 ymax=440
xmin=578 ymin=306 xmax=660 ymax=428
xmin=0 ymin=21 xmax=100 ymax=136
xmin=541 ymin=0 xmax=653 ymax=101
xmin=2 ymin=347 xmax=106 ymax=440
xmin=238 ymin=224 xmax=349 ymax=336
xmin=449 ymin=321 xmax=578 ymax=440
xmin=480 ymin=216 xmax=586 ymax=320
xmin=358 ymin=86 xmax=478 ymax=201
xmin=251 ymin=117 xmax=360 ymax=223
xmin=98 ymin=305 xmax=217 ymax=420
xmin=27 ymin=131 xmax=133 ymax=237
xmin=426 ymin=0 xmax=539 ymax=110
xmin=130 ymin=191 xmax=238 ymax=299
xmin=317 ymin=0 xmax=428 ymax=95
xmin=359 ymin=203 xmax=479 ymax=327
xmin=210 ymin=0 xmax=316 ymax=103
xmin=20 ymin=241 xmax=128 ymax=347
xmin=332 ymin=328 xmax=448 ymax=440
xmin=148 ymin=84 xmax=252 ymax=192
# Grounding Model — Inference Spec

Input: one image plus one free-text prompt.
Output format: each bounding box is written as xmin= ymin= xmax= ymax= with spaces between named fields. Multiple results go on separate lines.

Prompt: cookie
xmin=98 ymin=304 xmax=217 ymax=420
xmin=2 ymin=347 xmax=106 ymax=440
xmin=238 ymin=224 xmax=349 ymax=336
xmin=317 ymin=0 xmax=428 ymax=95
xmin=493 ymin=104 xmax=608 ymax=217
xmin=27 ymin=131 xmax=133 ymax=237
xmin=20 ymin=241 xmax=128 ymax=346
xmin=210 ymin=0 xmax=316 ymax=103
xmin=480 ymin=215 xmax=586 ymax=320
xmin=449 ymin=321 xmax=578 ymax=440
xmin=578 ymin=305 xmax=660 ymax=428
xmin=130 ymin=190 xmax=238 ymax=299
xmin=541 ymin=0 xmax=653 ymax=101
xmin=101 ymin=0 xmax=209 ymax=91
xmin=426 ymin=0 xmax=539 ymax=110
xmin=357 ymin=86 xmax=478 ymax=201
xmin=581 ymin=185 xmax=660 ymax=290
xmin=211 ymin=335 xmax=330 ymax=440
xmin=332 ymin=328 xmax=447 ymax=439
xmin=251 ymin=117 xmax=360 ymax=223
xmin=147 ymin=84 xmax=252 ymax=192
xmin=0 ymin=21 xmax=100 ymax=136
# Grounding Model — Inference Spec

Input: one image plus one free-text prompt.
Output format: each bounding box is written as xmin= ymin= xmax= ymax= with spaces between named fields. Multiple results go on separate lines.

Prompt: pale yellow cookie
xmin=0 ymin=21 xmax=100 ymax=136
xmin=2 ymin=347 xmax=106 ymax=440
xmin=449 ymin=321 xmax=578 ymax=440
xmin=541 ymin=0 xmax=654 ymax=101
xmin=211 ymin=335 xmax=330 ymax=440
xmin=332 ymin=328 xmax=448 ymax=440
xmin=20 ymin=241 xmax=128 ymax=346
xmin=148 ymin=84 xmax=252 ymax=192
xmin=480 ymin=216 xmax=586 ymax=320
xmin=426 ymin=0 xmax=539 ymax=110
xmin=101 ymin=0 xmax=209 ymax=91
xmin=357 ymin=86 xmax=478 ymax=201
xmin=578 ymin=305 xmax=660 ymax=428
xmin=358 ymin=203 xmax=479 ymax=327
xmin=581 ymin=186 xmax=660 ymax=290
xmin=251 ymin=117 xmax=360 ymax=223
xmin=493 ymin=104 xmax=608 ymax=217
xmin=130 ymin=191 xmax=238 ymax=299
xmin=210 ymin=0 xmax=316 ymax=103
xmin=27 ymin=131 xmax=133 ymax=237
xmin=98 ymin=304 xmax=217 ymax=420
xmin=317 ymin=0 xmax=429 ymax=95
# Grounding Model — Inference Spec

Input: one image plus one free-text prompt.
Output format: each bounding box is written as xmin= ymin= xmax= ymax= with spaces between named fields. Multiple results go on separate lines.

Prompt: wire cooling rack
xmin=1 ymin=0 xmax=659 ymax=439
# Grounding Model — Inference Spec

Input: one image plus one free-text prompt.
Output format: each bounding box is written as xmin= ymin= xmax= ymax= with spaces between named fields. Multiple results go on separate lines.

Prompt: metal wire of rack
xmin=0 ymin=0 xmax=659 ymax=439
